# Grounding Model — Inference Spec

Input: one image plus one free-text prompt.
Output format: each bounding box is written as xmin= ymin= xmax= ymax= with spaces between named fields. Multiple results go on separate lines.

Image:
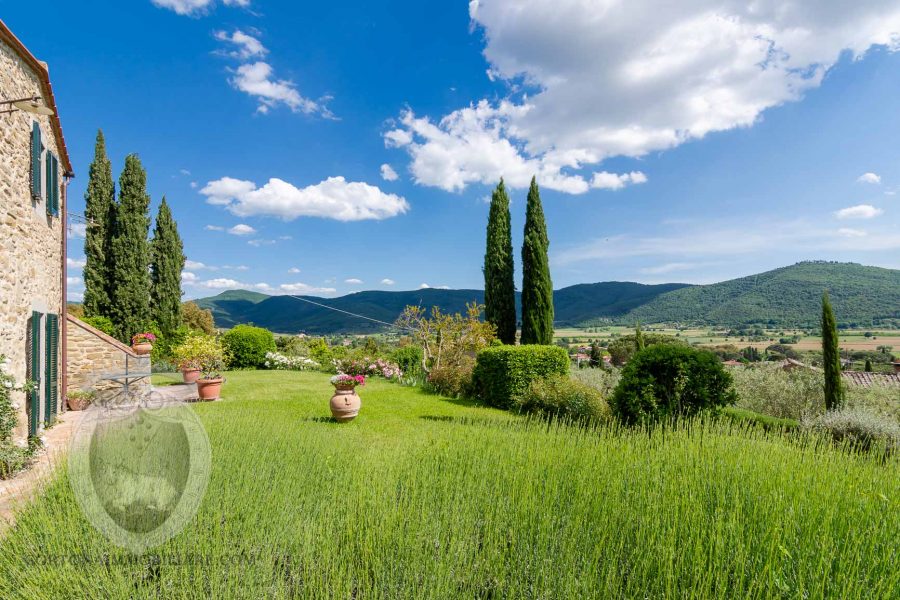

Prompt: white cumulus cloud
xmin=66 ymin=276 xmax=82 ymax=286
xmin=228 ymin=223 xmax=257 ymax=235
xmin=67 ymin=257 xmax=86 ymax=269
xmin=344 ymin=278 xmax=363 ymax=285
xmin=591 ymin=171 xmax=648 ymax=191
xmin=214 ymin=29 xmax=267 ymax=59
xmin=388 ymin=0 xmax=900 ymax=194
xmin=204 ymin=224 xmax=225 ymax=231
xmin=288 ymin=267 xmax=301 ymax=274
xmin=857 ymin=172 xmax=882 ymax=184
xmin=834 ymin=204 xmax=883 ymax=220
xmin=381 ymin=278 xmax=395 ymax=285
xmin=201 ymin=175 xmax=409 ymax=221
xmin=230 ymin=62 xmax=332 ymax=117
xmin=380 ymin=164 xmax=399 ymax=181
xmin=151 ymin=0 xmax=247 ymax=16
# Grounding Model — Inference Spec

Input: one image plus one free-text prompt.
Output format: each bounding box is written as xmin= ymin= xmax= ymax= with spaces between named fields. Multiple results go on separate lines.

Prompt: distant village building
xmin=0 ymin=19 xmax=72 ymax=441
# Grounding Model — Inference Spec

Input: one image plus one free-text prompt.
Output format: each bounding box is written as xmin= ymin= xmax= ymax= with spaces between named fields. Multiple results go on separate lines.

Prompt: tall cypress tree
xmin=150 ymin=197 xmax=185 ymax=338
xmin=520 ymin=176 xmax=554 ymax=345
xmin=635 ymin=322 xmax=646 ymax=351
xmin=82 ymin=130 xmax=116 ymax=318
xmin=822 ymin=290 xmax=844 ymax=410
xmin=483 ymin=179 xmax=517 ymax=344
xmin=109 ymin=154 xmax=152 ymax=342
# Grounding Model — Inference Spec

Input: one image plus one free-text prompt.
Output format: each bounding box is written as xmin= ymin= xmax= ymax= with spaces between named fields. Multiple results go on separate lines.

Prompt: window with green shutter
xmin=45 ymin=152 xmax=59 ymax=216
xmin=31 ymin=122 xmax=42 ymax=200
xmin=27 ymin=311 xmax=42 ymax=437
xmin=44 ymin=314 xmax=59 ymax=424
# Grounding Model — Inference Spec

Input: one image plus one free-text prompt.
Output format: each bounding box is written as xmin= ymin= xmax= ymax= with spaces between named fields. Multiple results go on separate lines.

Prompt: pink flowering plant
xmin=336 ymin=357 xmax=402 ymax=380
xmin=330 ymin=374 xmax=366 ymax=389
xmin=131 ymin=332 xmax=157 ymax=345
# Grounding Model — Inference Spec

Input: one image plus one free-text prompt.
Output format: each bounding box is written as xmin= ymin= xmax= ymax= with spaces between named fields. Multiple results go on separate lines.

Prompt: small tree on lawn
xmin=182 ymin=301 xmax=215 ymax=334
xmin=520 ymin=177 xmax=554 ymax=345
xmin=150 ymin=197 xmax=185 ymax=338
xmin=109 ymin=154 xmax=152 ymax=342
xmin=821 ymin=291 xmax=844 ymax=410
xmin=395 ymin=303 xmax=495 ymax=374
xmin=483 ymin=178 xmax=517 ymax=344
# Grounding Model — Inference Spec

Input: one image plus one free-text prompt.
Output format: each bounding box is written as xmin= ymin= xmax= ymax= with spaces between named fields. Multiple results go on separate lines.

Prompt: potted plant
xmin=131 ymin=332 xmax=156 ymax=356
xmin=172 ymin=335 xmax=206 ymax=384
xmin=328 ymin=374 xmax=365 ymax=422
xmin=195 ymin=337 xmax=226 ymax=401
xmin=66 ymin=389 xmax=95 ymax=411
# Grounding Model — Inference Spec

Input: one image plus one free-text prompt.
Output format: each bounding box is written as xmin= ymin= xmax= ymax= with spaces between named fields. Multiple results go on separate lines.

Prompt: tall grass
xmin=0 ymin=371 xmax=897 ymax=598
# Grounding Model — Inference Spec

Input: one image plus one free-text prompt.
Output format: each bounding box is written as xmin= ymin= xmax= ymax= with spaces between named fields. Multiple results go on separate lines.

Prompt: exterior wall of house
xmin=66 ymin=316 xmax=151 ymax=397
xmin=0 ymin=38 xmax=65 ymax=441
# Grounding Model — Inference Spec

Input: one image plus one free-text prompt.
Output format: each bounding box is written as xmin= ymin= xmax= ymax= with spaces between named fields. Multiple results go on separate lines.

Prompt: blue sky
xmin=4 ymin=1 xmax=900 ymax=300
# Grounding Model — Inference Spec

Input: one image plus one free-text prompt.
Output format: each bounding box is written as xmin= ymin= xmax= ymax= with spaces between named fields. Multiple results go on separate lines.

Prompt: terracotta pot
xmin=181 ymin=368 xmax=202 ymax=384
xmin=197 ymin=378 xmax=223 ymax=401
xmin=132 ymin=342 xmax=153 ymax=356
xmin=67 ymin=396 xmax=91 ymax=411
xmin=329 ymin=387 xmax=361 ymax=422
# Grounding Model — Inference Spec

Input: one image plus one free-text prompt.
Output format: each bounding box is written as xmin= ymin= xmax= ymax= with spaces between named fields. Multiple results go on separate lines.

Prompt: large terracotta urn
xmin=182 ymin=368 xmax=202 ymax=384
xmin=197 ymin=378 xmax=223 ymax=401
xmin=132 ymin=343 xmax=152 ymax=356
xmin=329 ymin=386 xmax=361 ymax=422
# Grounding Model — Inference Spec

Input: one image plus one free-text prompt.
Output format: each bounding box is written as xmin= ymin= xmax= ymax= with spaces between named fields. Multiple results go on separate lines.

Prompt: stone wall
xmin=66 ymin=315 xmax=151 ymax=398
xmin=0 ymin=36 xmax=65 ymax=441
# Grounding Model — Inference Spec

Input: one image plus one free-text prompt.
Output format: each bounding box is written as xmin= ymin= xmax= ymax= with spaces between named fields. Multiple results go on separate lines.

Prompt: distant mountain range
xmin=193 ymin=262 xmax=900 ymax=334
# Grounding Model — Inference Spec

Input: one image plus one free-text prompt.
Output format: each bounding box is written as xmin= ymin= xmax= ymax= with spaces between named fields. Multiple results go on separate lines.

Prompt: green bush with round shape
xmin=515 ymin=375 xmax=610 ymax=423
xmin=472 ymin=345 xmax=570 ymax=409
xmin=222 ymin=324 xmax=276 ymax=369
xmin=82 ymin=315 xmax=116 ymax=337
xmin=611 ymin=344 xmax=737 ymax=425
xmin=392 ymin=345 xmax=424 ymax=377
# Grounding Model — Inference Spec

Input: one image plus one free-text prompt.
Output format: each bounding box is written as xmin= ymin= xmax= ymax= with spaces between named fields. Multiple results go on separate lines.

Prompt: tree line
xmin=81 ymin=130 xmax=185 ymax=343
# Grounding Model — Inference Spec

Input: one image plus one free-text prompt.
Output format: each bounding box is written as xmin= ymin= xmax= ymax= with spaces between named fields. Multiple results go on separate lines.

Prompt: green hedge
xmin=472 ymin=345 xmax=570 ymax=409
xmin=222 ymin=324 xmax=276 ymax=369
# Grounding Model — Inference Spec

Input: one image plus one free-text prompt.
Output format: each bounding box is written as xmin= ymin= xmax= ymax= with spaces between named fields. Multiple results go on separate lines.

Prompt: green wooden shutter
xmin=44 ymin=314 xmax=59 ymax=424
xmin=53 ymin=154 xmax=60 ymax=215
xmin=31 ymin=122 xmax=42 ymax=199
xmin=28 ymin=311 xmax=42 ymax=437
xmin=45 ymin=152 xmax=53 ymax=216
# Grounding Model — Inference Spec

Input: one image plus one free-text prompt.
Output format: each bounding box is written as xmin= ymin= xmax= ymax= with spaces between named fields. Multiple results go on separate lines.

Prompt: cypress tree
xmin=483 ymin=178 xmax=517 ymax=344
xmin=821 ymin=291 xmax=844 ymax=410
xmin=109 ymin=154 xmax=152 ymax=342
xmin=864 ymin=358 xmax=873 ymax=372
xmin=150 ymin=197 xmax=185 ymax=338
xmin=520 ymin=176 xmax=554 ymax=345
xmin=635 ymin=322 xmax=646 ymax=351
xmin=82 ymin=130 xmax=116 ymax=318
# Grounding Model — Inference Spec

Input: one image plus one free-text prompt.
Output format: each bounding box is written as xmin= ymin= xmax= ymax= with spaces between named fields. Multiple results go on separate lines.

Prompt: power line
xmin=284 ymin=294 xmax=411 ymax=331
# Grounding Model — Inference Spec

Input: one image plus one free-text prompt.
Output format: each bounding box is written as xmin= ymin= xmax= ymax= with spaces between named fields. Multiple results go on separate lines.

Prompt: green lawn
xmin=1 ymin=371 xmax=898 ymax=598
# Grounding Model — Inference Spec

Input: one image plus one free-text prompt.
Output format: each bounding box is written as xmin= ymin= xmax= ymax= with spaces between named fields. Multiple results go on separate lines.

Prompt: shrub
xmin=515 ymin=375 xmax=610 ymax=423
xmin=222 ymin=324 xmax=276 ymax=369
xmin=719 ymin=406 xmax=799 ymax=432
xmin=82 ymin=315 xmax=115 ymax=336
xmin=571 ymin=366 xmax=620 ymax=398
xmin=392 ymin=345 xmax=424 ymax=377
xmin=607 ymin=333 xmax=689 ymax=366
xmin=472 ymin=345 xmax=570 ymax=409
xmin=803 ymin=406 xmax=900 ymax=454
xmin=611 ymin=344 xmax=737 ymax=425
xmin=426 ymin=358 xmax=475 ymax=398
xmin=264 ymin=351 xmax=320 ymax=371
xmin=730 ymin=365 xmax=824 ymax=420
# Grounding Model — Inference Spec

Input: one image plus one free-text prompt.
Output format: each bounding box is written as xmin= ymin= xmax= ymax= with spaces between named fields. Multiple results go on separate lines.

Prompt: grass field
xmin=1 ymin=371 xmax=898 ymax=598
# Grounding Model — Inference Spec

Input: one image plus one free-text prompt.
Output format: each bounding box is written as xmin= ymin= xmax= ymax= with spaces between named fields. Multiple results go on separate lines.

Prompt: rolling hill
xmin=192 ymin=262 xmax=900 ymax=333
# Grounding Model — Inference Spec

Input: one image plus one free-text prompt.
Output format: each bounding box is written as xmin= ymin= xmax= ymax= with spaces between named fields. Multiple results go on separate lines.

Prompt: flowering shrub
xmin=264 ymin=352 xmax=320 ymax=371
xmin=331 ymin=374 xmax=366 ymax=388
xmin=336 ymin=357 xmax=402 ymax=380
xmin=0 ymin=354 xmax=38 ymax=479
xmin=131 ymin=332 xmax=157 ymax=345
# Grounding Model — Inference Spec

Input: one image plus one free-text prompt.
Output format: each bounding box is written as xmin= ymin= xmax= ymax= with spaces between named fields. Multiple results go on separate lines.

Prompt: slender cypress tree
xmin=520 ymin=176 xmax=554 ymax=345
xmin=635 ymin=322 xmax=646 ymax=351
xmin=483 ymin=179 xmax=517 ymax=344
xmin=821 ymin=291 xmax=844 ymax=410
xmin=82 ymin=130 xmax=116 ymax=318
xmin=109 ymin=154 xmax=152 ymax=342
xmin=150 ymin=197 xmax=185 ymax=338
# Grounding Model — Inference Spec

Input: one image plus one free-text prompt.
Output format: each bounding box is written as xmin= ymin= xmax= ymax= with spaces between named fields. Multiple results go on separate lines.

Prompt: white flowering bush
xmin=264 ymin=352 xmax=321 ymax=371
xmin=1 ymin=354 xmax=38 ymax=479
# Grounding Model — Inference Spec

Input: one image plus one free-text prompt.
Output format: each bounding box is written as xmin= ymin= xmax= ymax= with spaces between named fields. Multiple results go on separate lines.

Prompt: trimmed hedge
xmin=472 ymin=345 xmax=570 ymax=409
xmin=222 ymin=324 xmax=276 ymax=369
